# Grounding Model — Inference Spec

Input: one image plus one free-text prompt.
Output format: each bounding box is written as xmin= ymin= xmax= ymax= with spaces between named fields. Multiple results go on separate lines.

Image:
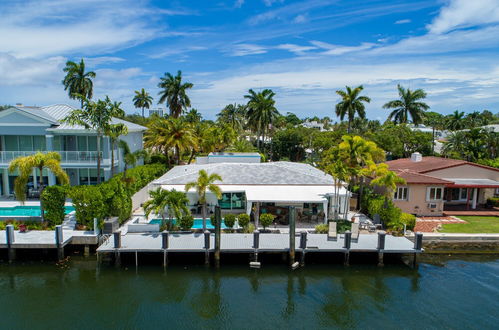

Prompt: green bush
xmin=244 ymin=223 xmax=256 ymax=233
xmin=69 ymin=185 xmax=106 ymax=228
xmin=0 ymin=222 xmax=6 ymax=230
xmin=260 ymin=213 xmax=275 ymax=229
xmin=41 ymin=185 xmax=68 ymax=225
xmin=336 ymin=220 xmax=352 ymax=233
xmin=400 ymin=212 xmax=416 ymax=231
xmin=237 ymin=213 xmax=250 ymax=228
xmin=179 ymin=215 xmax=194 ymax=231
xmin=366 ymin=195 xmax=404 ymax=231
xmin=224 ymin=213 xmax=236 ymax=228
xmin=315 ymin=223 xmax=328 ymax=233
xmin=487 ymin=197 xmax=499 ymax=207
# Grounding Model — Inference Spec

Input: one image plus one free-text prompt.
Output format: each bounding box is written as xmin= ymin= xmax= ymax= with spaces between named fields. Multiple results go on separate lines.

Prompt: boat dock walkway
xmin=97 ymin=232 xmax=421 ymax=254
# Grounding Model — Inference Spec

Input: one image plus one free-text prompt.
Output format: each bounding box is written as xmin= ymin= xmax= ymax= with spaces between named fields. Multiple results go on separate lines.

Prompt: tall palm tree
xmin=184 ymin=170 xmax=222 ymax=231
xmin=144 ymin=117 xmax=195 ymax=165
xmin=335 ymin=85 xmax=371 ymax=133
xmin=63 ymin=97 xmax=124 ymax=183
xmin=133 ymin=88 xmax=153 ymax=118
xmin=217 ymin=103 xmax=246 ymax=132
xmin=105 ymin=123 xmax=128 ymax=176
xmin=446 ymin=110 xmax=466 ymax=131
xmin=9 ymin=152 xmax=69 ymax=221
xmin=244 ymin=89 xmax=280 ymax=150
xmin=143 ymin=187 xmax=170 ymax=229
xmin=157 ymin=70 xmax=193 ymax=118
xmin=165 ymin=189 xmax=190 ymax=227
xmin=185 ymin=109 xmax=202 ymax=123
xmin=383 ymin=85 xmax=429 ymax=124
xmin=62 ymin=59 xmax=96 ymax=108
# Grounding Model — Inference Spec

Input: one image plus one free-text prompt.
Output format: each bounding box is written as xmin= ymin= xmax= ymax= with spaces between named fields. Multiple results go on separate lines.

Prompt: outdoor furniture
xmin=351 ymin=222 xmax=360 ymax=241
xmin=327 ymin=221 xmax=337 ymax=240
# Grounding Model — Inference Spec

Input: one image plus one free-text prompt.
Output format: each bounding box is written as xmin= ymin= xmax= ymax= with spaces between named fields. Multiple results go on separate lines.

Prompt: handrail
xmin=0 ymin=150 xmax=110 ymax=163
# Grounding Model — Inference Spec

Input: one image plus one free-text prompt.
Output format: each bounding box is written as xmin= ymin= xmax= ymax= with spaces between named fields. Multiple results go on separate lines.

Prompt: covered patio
xmin=443 ymin=178 xmax=499 ymax=211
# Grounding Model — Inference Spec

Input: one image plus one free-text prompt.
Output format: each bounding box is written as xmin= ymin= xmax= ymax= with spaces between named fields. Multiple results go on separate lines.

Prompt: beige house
xmin=385 ymin=153 xmax=499 ymax=216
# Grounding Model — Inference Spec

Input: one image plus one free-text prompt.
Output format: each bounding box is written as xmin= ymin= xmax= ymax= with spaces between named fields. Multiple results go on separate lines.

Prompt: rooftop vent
xmin=411 ymin=152 xmax=422 ymax=162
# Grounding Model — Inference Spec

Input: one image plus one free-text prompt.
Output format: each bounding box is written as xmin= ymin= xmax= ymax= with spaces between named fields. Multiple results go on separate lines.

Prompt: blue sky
xmin=1 ymin=0 xmax=499 ymax=120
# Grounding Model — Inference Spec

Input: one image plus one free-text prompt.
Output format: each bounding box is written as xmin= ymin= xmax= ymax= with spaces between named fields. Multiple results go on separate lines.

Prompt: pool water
xmin=0 ymin=205 xmax=75 ymax=217
xmin=150 ymin=218 xmax=227 ymax=229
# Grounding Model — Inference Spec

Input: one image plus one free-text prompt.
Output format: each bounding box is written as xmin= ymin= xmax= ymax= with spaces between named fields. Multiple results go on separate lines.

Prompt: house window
xmin=218 ymin=192 xmax=246 ymax=210
xmin=427 ymin=187 xmax=443 ymax=201
xmin=394 ymin=187 xmax=408 ymax=200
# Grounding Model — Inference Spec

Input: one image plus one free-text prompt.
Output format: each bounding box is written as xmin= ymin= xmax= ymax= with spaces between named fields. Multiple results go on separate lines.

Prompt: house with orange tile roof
xmin=384 ymin=153 xmax=499 ymax=216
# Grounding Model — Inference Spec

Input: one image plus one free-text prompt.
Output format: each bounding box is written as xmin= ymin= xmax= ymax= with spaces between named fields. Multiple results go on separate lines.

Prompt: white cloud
xmin=229 ymin=44 xmax=268 ymax=56
xmin=276 ymin=44 xmax=316 ymax=55
xmin=0 ymin=53 xmax=65 ymax=86
xmin=234 ymin=0 xmax=244 ymax=8
xmin=427 ymin=0 xmax=499 ymax=34
xmin=395 ymin=19 xmax=411 ymax=24
xmin=311 ymin=41 xmax=376 ymax=55
xmin=293 ymin=14 xmax=308 ymax=23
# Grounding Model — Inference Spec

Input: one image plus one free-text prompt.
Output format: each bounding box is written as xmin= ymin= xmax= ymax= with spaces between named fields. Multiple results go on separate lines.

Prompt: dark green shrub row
xmin=69 ymin=164 xmax=167 ymax=228
xmin=487 ymin=197 xmax=499 ymax=207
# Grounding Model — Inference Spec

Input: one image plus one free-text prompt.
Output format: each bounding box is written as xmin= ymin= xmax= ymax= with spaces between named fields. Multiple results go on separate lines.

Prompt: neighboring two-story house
xmin=0 ymin=104 xmax=146 ymax=196
xmin=385 ymin=153 xmax=499 ymax=216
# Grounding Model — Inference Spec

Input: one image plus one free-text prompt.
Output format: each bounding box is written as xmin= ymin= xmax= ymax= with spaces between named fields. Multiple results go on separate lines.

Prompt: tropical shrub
xmin=179 ymin=215 xmax=194 ymax=231
xmin=224 ymin=213 xmax=236 ymax=228
xmin=487 ymin=197 xmax=499 ymax=207
xmin=237 ymin=213 xmax=250 ymax=228
xmin=41 ymin=185 xmax=68 ymax=225
xmin=260 ymin=213 xmax=275 ymax=229
xmin=0 ymin=221 xmax=6 ymax=230
xmin=69 ymin=185 xmax=106 ymax=228
xmin=400 ymin=212 xmax=416 ymax=231
xmin=336 ymin=220 xmax=352 ymax=233
xmin=244 ymin=223 xmax=256 ymax=233
xmin=366 ymin=194 xmax=403 ymax=231
xmin=315 ymin=223 xmax=328 ymax=233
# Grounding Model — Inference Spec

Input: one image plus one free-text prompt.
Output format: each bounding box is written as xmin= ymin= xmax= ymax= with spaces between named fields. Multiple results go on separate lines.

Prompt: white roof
xmin=160 ymin=184 xmax=349 ymax=203
xmin=443 ymin=178 xmax=499 ymax=187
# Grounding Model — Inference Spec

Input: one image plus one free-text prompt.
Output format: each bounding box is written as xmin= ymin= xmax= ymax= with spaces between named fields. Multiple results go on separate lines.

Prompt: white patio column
xmin=471 ymin=188 xmax=478 ymax=209
xmin=322 ymin=200 xmax=328 ymax=224
xmin=32 ymin=168 xmax=37 ymax=189
xmin=2 ymin=169 xmax=9 ymax=196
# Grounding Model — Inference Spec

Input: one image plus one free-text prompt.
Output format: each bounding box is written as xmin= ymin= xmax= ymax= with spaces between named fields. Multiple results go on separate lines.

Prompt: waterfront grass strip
xmin=439 ymin=216 xmax=499 ymax=233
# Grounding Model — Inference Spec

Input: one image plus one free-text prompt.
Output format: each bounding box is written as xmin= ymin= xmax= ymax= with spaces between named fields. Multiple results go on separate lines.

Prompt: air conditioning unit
xmin=428 ymin=203 xmax=437 ymax=209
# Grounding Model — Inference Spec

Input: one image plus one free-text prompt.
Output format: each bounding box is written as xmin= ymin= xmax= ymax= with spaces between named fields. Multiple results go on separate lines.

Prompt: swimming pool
xmin=0 ymin=206 xmax=75 ymax=217
xmin=149 ymin=218 xmax=227 ymax=229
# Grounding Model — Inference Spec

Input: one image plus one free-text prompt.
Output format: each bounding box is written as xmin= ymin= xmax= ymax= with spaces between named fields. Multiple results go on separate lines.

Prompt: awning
xmin=444 ymin=178 xmax=499 ymax=188
xmin=158 ymin=184 xmax=349 ymax=203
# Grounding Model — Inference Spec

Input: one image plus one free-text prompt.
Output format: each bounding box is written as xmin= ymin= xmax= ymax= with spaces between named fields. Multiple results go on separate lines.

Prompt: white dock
xmin=0 ymin=229 xmax=98 ymax=249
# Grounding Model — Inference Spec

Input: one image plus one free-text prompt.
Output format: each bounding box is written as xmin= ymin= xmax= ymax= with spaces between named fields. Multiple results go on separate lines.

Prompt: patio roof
xmin=443 ymin=178 xmax=499 ymax=188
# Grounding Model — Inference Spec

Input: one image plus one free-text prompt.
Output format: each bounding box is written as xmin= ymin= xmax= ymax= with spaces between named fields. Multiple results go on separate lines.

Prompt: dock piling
xmin=343 ymin=231 xmax=351 ymax=266
xmin=6 ymin=224 xmax=15 ymax=262
xmin=214 ymin=206 xmax=221 ymax=268
xmin=377 ymin=231 xmax=386 ymax=267
xmin=162 ymin=231 xmax=169 ymax=268
xmin=114 ymin=231 xmax=121 ymax=267
xmin=55 ymin=225 xmax=64 ymax=260
xmin=253 ymin=230 xmax=260 ymax=262
xmin=204 ymin=230 xmax=210 ymax=265
xmin=289 ymin=206 xmax=296 ymax=266
xmin=299 ymin=231 xmax=307 ymax=266
xmin=413 ymin=232 xmax=423 ymax=268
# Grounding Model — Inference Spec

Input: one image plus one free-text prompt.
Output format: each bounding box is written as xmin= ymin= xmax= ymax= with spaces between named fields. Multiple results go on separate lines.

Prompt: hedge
xmin=69 ymin=164 xmax=167 ymax=228
xmin=260 ymin=213 xmax=275 ymax=229
xmin=40 ymin=185 xmax=68 ymax=225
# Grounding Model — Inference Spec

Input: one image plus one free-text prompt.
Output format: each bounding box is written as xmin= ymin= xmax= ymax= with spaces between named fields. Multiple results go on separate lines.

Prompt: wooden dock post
xmin=299 ymin=230 xmax=307 ymax=266
xmin=204 ymin=230 xmax=210 ymax=265
xmin=288 ymin=206 xmax=296 ymax=266
xmin=253 ymin=230 xmax=260 ymax=262
xmin=214 ymin=206 xmax=221 ymax=268
xmin=162 ymin=231 xmax=169 ymax=268
xmin=6 ymin=224 xmax=15 ymax=262
xmin=114 ymin=231 xmax=121 ymax=267
xmin=343 ymin=230 xmax=351 ymax=266
xmin=377 ymin=231 xmax=386 ymax=267
xmin=55 ymin=225 xmax=64 ymax=261
xmin=413 ymin=232 xmax=423 ymax=268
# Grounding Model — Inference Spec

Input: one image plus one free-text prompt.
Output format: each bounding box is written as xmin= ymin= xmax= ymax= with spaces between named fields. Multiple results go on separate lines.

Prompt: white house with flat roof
xmin=0 ymin=104 xmax=146 ymax=196
xmin=151 ymin=161 xmax=350 ymax=225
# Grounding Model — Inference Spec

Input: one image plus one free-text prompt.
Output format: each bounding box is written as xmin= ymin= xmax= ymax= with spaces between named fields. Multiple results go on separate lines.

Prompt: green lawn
xmin=439 ymin=216 xmax=499 ymax=233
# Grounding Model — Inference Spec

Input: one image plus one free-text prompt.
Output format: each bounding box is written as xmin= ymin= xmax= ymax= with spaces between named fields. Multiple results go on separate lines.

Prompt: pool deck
xmin=97 ymin=233 xmax=420 ymax=254
xmin=0 ymin=229 xmax=98 ymax=249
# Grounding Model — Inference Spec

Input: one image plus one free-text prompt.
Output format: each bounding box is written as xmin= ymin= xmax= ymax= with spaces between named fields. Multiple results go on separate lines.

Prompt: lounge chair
xmin=351 ymin=222 xmax=360 ymax=241
xmin=327 ymin=221 xmax=337 ymax=240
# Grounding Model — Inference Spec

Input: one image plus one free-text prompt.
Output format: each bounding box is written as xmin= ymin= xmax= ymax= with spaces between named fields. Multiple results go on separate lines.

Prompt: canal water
xmin=0 ymin=256 xmax=498 ymax=329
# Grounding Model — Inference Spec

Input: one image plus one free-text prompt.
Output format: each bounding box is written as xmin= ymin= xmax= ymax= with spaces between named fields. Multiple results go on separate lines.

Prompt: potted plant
xmin=224 ymin=214 xmax=236 ymax=232
xmin=260 ymin=213 xmax=275 ymax=233
xmin=237 ymin=213 xmax=250 ymax=232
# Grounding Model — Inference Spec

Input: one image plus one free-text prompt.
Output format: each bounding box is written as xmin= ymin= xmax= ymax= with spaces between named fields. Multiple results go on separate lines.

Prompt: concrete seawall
xmin=406 ymin=233 xmax=499 ymax=253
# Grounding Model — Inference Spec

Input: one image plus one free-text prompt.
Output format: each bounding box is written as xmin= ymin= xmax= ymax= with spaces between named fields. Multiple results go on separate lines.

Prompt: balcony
xmin=0 ymin=150 xmax=114 ymax=165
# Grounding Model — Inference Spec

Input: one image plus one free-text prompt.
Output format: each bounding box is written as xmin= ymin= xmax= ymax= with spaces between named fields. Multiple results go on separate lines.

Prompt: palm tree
xmin=62 ymin=97 xmax=124 ymax=184
xmin=144 ymin=117 xmax=195 ymax=165
xmin=157 ymin=70 xmax=193 ymax=118
xmin=62 ymin=59 xmax=96 ymax=108
xmin=185 ymin=109 xmax=202 ymax=123
xmin=217 ymin=103 xmax=246 ymax=132
xmin=369 ymin=165 xmax=406 ymax=205
xmin=133 ymin=88 xmax=153 ymax=118
xmin=446 ymin=110 xmax=466 ymax=131
xmin=165 ymin=189 xmax=190 ymax=226
xmin=143 ymin=187 xmax=170 ymax=228
xmin=335 ymin=85 xmax=371 ymax=133
xmin=184 ymin=170 xmax=222 ymax=231
xmin=244 ymin=89 xmax=280 ymax=150
xmin=105 ymin=123 xmax=128 ymax=176
xmin=9 ymin=152 xmax=69 ymax=221
xmin=383 ymin=85 xmax=429 ymax=125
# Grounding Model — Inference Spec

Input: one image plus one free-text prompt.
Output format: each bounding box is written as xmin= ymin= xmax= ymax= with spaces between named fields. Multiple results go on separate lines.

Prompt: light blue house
xmin=0 ymin=104 xmax=146 ymax=196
